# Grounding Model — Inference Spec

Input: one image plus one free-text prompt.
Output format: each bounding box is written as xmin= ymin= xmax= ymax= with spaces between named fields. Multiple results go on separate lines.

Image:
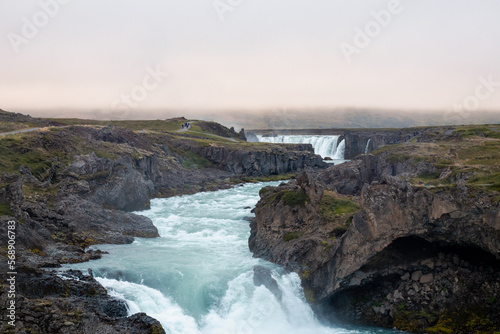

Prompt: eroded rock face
xmin=0 ymin=124 xmax=329 ymax=333
xmin=343 ymin=131 xmax=403 ymax=159
xmin=313 ymin=178 xmax=500 ymax=298
xmin=249 ymin=172 xmax=331 ymax=273
xmin=323 ymin=238 xmax=500 ymax=331
xmin=250 ymin=154 xmax=500 ymax=332
xmin=68 ymin=153 xmax=155 ymax=212
xmin=0 ymin=269 xmax=165 ymax=334
xmin=196 ymin=144 xmax=326 ymax=176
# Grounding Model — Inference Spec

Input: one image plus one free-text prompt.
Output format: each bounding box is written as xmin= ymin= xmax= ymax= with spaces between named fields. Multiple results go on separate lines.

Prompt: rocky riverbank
xmin=249 ymin=126 xmax=500 ymax=333
xmin=0 ymin=112 xmax=327 ymax=333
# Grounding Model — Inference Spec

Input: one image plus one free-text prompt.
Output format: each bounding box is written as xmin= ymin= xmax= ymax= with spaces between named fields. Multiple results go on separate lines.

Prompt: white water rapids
xmin=64 ymin=182 xmax=399 ymax=334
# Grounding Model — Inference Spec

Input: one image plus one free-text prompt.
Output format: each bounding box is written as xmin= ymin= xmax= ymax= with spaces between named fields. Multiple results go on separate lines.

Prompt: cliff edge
xmin=250 ymin=126 xmax=500 ymax=333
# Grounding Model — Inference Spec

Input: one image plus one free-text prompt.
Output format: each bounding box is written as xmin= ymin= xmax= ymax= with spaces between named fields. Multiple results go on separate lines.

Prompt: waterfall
xmin=63 ymin=182 xmax=397 ymax=333
xmin=365 ymin=139 xmax=371 ymax=154
xmin=256 ymin=135 xmax=345 ymax=159
xmin=334 ymin=139 xmax=345 ymax=160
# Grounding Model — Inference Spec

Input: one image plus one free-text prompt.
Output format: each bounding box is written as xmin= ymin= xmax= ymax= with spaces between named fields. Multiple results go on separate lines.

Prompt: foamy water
xmin=65 ymin=182 xmax=399 ymax=334
xmin=256 ymin=135 xmax=345 ymax=159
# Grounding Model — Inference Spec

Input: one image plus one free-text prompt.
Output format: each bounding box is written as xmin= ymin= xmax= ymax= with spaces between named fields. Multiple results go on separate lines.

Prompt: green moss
xmin=320 ymin=192 xmax=359 ymax=219
xmin=395 ymin=307 xmax=500 ymax=334
xmin=28 ymin=248 xmax=45 ymax=256
xmin=321 ymin=240 xmax=334 ymax=250
xmin=0 ymin=131 xmax=98 ymax=179
xmin=426 ymin=319 xmax=454 ymax=334
xmin=151 ymin=323 xmax=165 ymax=334
xmin=345 ymin=215 xmax=354 ymax=225
xmin=300 ymin=269 xmax=311 ymax=280
xmin=259 ymin=187 xmax=271 ymax=197
xmin=0 ymin=203 xmax=13 ymax=216
xmin=453 ymin=127 xmax=500 ymax=139
xmin=283 ymin=232 xmax=302 ymax=242
xmin=303 ymin=287 xmax=315 ymax=303
xmin=181 ymin=151 xmax=213 ymax=169
xmin=418 ymin=171 xmax=442 ymax=181
xmin=386 ymin=154 xmax=412 ymax=164
xmin=281 ymin=189 xmax=309 ymax=206
xmin=0 ymin=135 xmax=54 ymax=177
xmin=468 ymin=172 xmax=500 ymax=191
xmin=94 ymin=149 xmax=118 ymax=160
xmin=371 ymin=143 xmax=403 ymax=155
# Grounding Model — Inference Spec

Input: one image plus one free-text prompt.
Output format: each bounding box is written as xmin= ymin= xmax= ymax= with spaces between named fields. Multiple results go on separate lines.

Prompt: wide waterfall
xmin=256 ymin=135 xmax=345 ymax=160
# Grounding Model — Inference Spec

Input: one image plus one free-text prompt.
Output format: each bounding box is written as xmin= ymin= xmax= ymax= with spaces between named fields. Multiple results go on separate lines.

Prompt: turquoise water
xmin=65 ymin=182 xmax=400 ymax=334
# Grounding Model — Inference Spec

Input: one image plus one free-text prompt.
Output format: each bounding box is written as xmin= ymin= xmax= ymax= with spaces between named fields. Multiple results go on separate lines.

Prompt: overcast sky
xmin=1 ymin=0 xmax=499 ymax=118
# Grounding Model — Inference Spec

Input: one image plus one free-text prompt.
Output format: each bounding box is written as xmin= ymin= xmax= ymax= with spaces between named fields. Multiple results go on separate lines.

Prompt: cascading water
xmin=365 ymin=139 xmax=371 ymax=154
xmin=256 ymin=135 xmax=345 ymax=160
xmin=64 ymin=182 xmax=398 ymax=334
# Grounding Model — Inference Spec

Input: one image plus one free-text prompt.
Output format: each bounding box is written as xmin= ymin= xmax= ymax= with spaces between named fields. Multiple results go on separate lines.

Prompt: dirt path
xmin=0 ymin=127 xmax=42 ymax=136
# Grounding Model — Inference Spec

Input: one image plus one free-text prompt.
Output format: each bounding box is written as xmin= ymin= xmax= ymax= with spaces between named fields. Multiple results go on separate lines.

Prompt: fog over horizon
xmin=1 ymin=1 xmax=500 ymax=122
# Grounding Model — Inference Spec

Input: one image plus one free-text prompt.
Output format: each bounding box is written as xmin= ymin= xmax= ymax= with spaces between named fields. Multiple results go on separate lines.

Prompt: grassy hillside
xmin=372 ymin=125 xmax=500 ymax=192
xmin=1 ymin=110 xmax=499 ymax=192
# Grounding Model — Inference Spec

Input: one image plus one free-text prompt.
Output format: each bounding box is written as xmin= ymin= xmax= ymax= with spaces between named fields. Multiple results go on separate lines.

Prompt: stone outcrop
xmin=343 ymin=131 xmax=403 ymax=159
xmin=250 ymin=152 xmax=500 ymax=332
xmin=169 ymin=140 xmax=327 ymax=177
xmin=199 ymin=144 xmax=326 ymax=176
xmin=0 ymin=269 xmax=164 ymax=333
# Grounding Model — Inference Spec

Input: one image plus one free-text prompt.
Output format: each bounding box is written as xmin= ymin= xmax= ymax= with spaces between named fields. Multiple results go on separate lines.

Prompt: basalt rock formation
xmin=250 ymin=148 xmax=500 ymax=333
xmin=0 ymin=114 xmax=327 ymax=333
xmin=0 ymin=269 xmax=163 ymax=334
xmin=343 ymin=130 xmax=405 ymax=159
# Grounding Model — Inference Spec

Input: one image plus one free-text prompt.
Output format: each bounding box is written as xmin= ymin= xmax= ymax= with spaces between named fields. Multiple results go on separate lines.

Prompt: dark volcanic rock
xmin=249 ymin=153 xmax=500 ymax=332
xmin=172 ymin=142 xmax=328 ymax=176
xmin=68 ymin=152 xmax=155 ymax=212
xmin=343 ymin=131 xmax=403 ymax=159
xmin=253 ymin=265 xmax=282 ymax=302
xmin=0 ymin=269 xmax=165 ymax=334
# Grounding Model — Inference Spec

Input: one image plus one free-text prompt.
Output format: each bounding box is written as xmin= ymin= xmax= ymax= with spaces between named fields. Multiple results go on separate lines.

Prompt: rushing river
xmin=65 ymin=182 xmax=400 ymax=334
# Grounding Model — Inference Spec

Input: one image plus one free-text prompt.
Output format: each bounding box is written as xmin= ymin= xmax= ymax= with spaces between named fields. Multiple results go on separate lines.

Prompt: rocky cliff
xmin=250 ymin=127 xmax=500 ymax=333
xmin=0 ymin=114 xmax=327 ymax=334
xmin=343 ymin=130 xmax=404 ymax=159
